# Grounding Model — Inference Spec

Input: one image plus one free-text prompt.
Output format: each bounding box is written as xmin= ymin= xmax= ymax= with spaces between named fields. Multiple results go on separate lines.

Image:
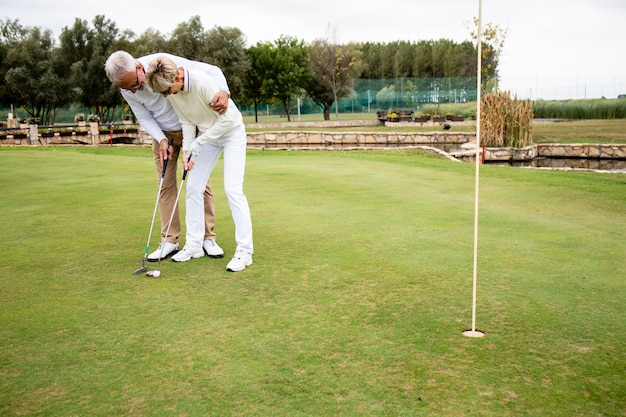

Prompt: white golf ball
xmin=152 ymin=270 xmax=161 ymax=278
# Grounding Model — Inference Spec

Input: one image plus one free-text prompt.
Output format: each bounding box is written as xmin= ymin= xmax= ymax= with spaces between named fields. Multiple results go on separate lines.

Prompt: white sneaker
xmin=226 ymin=250 xmax=253 ymax=272
xmin=147 ymin=242 xmax=179 ymax=262
xmin=172 ymin=245 xmax=205 ymax=262
xmin=203 ymin=239 xmax=224 ymax=258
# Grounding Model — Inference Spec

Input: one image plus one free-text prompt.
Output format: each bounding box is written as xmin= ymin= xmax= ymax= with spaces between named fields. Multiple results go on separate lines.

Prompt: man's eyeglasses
xmin=120 ymin=68 xmax=141 ymax=92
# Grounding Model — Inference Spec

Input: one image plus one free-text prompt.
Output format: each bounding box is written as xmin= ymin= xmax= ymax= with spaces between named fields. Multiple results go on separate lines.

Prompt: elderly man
xmin=104 ymin=51 xmax=229 ymax=262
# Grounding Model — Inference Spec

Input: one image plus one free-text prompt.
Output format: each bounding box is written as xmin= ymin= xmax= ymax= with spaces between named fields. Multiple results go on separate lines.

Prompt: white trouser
xmin=184 ymin=126 xmax=253 ymax=254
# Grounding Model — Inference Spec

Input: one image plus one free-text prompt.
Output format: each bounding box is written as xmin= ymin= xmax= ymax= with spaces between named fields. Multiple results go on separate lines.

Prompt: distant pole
xmin=464 ymin=0 xmax=485 ymax=338
xmin=297 ymin=97 xmax=301 ymax=122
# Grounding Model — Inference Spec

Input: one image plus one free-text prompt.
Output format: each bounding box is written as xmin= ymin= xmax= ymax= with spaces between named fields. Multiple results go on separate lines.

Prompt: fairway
xmin=1 ymin=147 xmax=624 ymax=416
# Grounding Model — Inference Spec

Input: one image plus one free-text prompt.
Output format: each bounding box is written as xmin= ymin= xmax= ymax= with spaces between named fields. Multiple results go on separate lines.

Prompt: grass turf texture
xmin=0 ymin=147 xmax=624 ymax=416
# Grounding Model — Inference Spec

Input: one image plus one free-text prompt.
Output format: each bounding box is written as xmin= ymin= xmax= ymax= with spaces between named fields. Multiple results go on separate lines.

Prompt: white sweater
xmin=166 ymin=67 xmax=243 ymax=150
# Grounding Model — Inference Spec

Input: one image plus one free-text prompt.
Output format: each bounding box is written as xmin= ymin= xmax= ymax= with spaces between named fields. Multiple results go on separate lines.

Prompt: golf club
xmin=146 ymin=154 xmax=192 ymax=278
xmin=133 ymin=140 xmax=171 ymax=275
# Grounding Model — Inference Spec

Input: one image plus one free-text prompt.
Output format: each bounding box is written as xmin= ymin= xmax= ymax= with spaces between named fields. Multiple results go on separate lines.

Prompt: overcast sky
xmin=3 ymin=0 xmax=625 ymax=100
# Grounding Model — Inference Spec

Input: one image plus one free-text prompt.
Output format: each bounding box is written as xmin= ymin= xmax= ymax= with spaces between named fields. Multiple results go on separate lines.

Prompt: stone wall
xmin=246 ymin=131 xmax=473 ymax=150
xmin=0 ymin=122 xmax=143 ymax=146
xmin=451 ymin=142 xmax=626 ymax=162
xmin=1 ymin=124 xmax=624 ymax=168
xmin=537 ymin=144 xmax=626 ymax=159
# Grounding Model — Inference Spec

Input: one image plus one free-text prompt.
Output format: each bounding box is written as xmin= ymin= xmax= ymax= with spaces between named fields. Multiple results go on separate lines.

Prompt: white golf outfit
xmin=167 ymin=67 xmax=253 ymax=256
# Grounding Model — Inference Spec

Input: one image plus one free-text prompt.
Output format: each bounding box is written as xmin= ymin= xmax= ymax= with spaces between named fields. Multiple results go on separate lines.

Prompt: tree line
xmin=0 ymin=15 xmax=500 ymax=124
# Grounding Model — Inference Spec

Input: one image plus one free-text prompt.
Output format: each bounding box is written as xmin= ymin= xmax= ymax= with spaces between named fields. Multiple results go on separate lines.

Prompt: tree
xmin=263 ymin=36 xmax=308 ymax=122
xmin=241 ymin=43 xmax=273 ymax=122
xmin=128 ymin=28 xmax=168 ymax=57
xmin=59 ymin=15 xmax=123 ymax=121
xmin=0 ymin=18 xmax=26 ymax=109
xmin=204 ymin=26 xmax=249 ymax=99
xmin=306 ymin=39 xmax=362 ymax=120
xmin=3 ymin=24 xmax=72 ymax=124
xmin=392 ymin=40 xmax=415 ymax=79
xmin=167 ymin=16 xmax=206 ymax=60
xmin=468 ymin=18 xmax=507 ymax=91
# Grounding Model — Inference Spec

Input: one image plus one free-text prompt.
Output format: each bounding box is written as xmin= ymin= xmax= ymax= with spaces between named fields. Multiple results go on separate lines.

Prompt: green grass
xmin=1 ymin=147 xmax=625 ymax=416
xmin=532 ymin=119 xmax=626 ymax=144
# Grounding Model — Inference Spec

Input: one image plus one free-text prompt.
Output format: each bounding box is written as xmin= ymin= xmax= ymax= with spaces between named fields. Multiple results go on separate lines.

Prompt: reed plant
xmin=532 ymin=97 xmax=626 ymax=119
xmin=480 ymin=91 xmax=533 ymax=147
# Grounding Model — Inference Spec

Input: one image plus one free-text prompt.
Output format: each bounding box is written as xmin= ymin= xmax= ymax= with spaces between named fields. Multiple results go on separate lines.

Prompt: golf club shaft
xmin=133 ymin=166 xmax=166 ymax=275
xmin=157 ymin=154 xmax=192 ymax=263
xmin=136 ymin=139 xmax=172 ymax=269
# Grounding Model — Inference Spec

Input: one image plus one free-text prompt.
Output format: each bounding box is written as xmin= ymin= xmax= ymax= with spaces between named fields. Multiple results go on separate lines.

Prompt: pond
xmin=443 ymin=143 xmax=626 ymax=173
xmin=487 ymin=157 xmax=626 ymax=173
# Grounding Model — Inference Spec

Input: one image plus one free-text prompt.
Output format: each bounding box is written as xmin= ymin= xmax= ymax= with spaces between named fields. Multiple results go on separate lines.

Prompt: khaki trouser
xmin=152 ymin=131 xmax=216 ymax=244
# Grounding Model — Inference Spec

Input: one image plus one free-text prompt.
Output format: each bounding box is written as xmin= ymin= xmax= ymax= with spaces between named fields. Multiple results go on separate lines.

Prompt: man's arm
xmin=162 ymin=53 xmax=231 ymax=114
xmin=163 ymin=53 xmax=230 ymax=95
xmin=120 ymin=90 xmax=171 ymax=161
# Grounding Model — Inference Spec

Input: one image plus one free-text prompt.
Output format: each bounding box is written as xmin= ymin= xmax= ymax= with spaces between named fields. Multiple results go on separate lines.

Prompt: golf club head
xmin=132 ymin=257 xmax=148 ymax=275
xmin=133 ymin=265 xmax=148 ymax=275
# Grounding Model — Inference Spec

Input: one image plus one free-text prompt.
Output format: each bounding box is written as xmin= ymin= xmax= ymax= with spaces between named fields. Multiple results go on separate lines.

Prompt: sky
xmin=2 ymin=0 xmax=625 ymax=100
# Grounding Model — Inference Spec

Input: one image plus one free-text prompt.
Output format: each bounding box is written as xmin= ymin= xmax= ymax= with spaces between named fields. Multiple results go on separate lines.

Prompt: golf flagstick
xmin=147 ymin=153 xmax=193 ymax=277
xmin=133 ymin=145 xmax=170 ymax=275
xmin=463 ymin=0 xmax=485 ymax=338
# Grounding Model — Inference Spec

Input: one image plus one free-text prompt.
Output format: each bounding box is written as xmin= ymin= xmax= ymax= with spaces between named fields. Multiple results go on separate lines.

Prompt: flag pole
xmin=464 ymin=0 xmax=485 ymax=338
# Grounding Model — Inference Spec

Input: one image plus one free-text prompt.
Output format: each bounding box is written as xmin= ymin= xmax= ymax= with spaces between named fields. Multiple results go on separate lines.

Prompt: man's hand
xmin=159 ymin=138 xmax=172 ymax=164
xmin=210 ymin=91 xmax=230 ymax=115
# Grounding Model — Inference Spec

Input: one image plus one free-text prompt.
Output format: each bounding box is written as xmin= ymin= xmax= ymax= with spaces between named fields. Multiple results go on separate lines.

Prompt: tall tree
xmin=241 ymin=43 xmax=273 ymax=122
xmin=167 ymin=16 xmax=206 ymax=60
xmin=469 ymin=18 xmax=507 ymax=91
xmin=3 ymin=25 xmax=71 ymax=124
xmin=128 ymin=28 xmax=168 ymax=57
xmin=59 ymin=15 xmax=123 ymax=121
xmin=204 ymin=26 xmax=250 ymax=99
xmin=264 ymin=36 xmax=308 ymax=121
xmin=0 ymin=19 xmax=26 ymax=109
xmin=306 ymin=39 xmax=362 ymax=120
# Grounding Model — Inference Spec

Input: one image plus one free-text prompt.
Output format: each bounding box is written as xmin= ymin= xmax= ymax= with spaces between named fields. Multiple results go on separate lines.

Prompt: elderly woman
xmin=146 ymin=55 xmax=253 ymax=272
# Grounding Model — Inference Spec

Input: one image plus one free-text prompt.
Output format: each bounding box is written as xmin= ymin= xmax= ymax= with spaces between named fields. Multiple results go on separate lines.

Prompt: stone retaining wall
xmin=0 ymin=122 xmax=142 ymax=146
xmin=451 ymin=143 xmax=626 ymax=162
xmin=537 ymin=144 xmax=626 ymax=159
xmin=2 ymin=125 xmax=624 ymax=165
xmin=246 ymin=131 xmax=473 ymax=149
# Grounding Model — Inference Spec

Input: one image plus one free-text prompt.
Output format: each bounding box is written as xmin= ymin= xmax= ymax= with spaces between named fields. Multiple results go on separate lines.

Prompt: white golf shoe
xmin=203 ymin=239 xmax=224 ymax=258
xmin=226 ymin=250 xmax=253 ymax=272
xmin=172 ymin=245 xmax=205 ymax=262
xmin=147 ymin=242 xmax=179 ymax=262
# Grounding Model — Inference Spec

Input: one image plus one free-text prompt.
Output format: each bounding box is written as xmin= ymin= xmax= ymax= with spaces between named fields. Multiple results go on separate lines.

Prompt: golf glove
xmin=188 ymin=140 xmax=201 ymax=158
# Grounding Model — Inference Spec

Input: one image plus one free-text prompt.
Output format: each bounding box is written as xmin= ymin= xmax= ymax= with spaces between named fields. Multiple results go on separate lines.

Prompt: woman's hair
xmin=146 ymin=56 xmax=178 ymax=93
xmin=104 ymin=50 xmax=136 ymax=84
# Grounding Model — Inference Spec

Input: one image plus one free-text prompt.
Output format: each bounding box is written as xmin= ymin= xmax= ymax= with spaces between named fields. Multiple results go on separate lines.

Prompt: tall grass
xmin=532 ymin=98 xmax=626 ymax=119
xmin=481 ymin=91 xmax=533 ymax=147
